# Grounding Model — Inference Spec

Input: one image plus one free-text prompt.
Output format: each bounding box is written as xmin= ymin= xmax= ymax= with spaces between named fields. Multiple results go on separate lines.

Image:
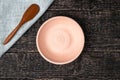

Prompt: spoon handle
xmin=3 ymin=24 xmax=22 ymax=45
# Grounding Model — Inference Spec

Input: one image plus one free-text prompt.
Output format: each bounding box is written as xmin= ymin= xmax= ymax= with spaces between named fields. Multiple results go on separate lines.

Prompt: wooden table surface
xmin=0 ymin=0 xmax=120 ymax=80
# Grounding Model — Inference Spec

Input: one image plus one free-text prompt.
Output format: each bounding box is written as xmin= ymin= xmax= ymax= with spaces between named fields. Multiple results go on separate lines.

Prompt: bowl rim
xmin=36 ymin=16 xmax=85 ymax=65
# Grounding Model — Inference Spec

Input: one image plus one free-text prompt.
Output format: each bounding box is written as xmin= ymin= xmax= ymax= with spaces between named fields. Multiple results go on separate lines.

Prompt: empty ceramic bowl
xmin=36 ymin=16 xmax=85 ymax=65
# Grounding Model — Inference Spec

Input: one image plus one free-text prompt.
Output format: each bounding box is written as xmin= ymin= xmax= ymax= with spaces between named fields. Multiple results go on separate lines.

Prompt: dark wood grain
xmin=0 ymin=0 xmax=120 ymax=80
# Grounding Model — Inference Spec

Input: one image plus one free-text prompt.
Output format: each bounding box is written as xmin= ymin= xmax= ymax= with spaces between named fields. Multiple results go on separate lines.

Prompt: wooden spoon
xmin=3 ymin=4 xmax=40 ymax=45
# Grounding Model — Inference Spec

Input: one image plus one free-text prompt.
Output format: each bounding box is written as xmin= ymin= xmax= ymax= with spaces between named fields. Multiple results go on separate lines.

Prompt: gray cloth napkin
xmin=0 ymin=0 xmax=54 ymax=57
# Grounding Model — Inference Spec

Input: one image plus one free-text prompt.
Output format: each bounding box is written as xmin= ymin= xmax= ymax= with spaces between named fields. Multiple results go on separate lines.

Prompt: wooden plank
xmin=6 ymin=10 xmax=120 ymax=53
xmin=0 ymin=52 xmax=120 ymax=79
xmin=49 ymin=0 xmax=120 ymax=10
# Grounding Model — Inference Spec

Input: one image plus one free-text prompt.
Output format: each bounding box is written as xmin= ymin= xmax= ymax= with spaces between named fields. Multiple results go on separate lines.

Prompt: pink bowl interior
xmin=36 ymin=16 xmax=84 ymax=65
